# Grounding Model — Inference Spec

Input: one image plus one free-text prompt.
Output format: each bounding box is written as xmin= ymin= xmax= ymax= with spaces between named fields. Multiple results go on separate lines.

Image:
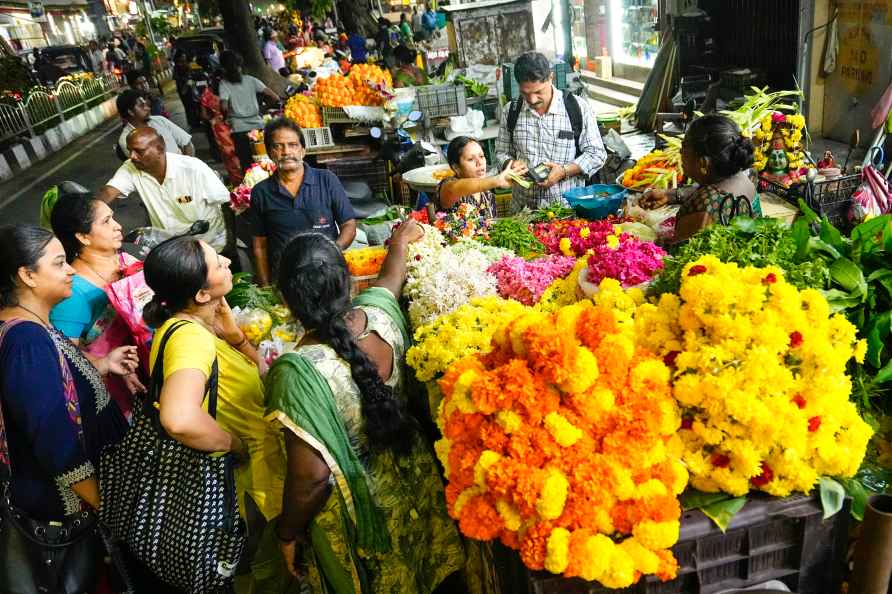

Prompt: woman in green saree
xmin=265 ymin=220 xmax=465 ymax=593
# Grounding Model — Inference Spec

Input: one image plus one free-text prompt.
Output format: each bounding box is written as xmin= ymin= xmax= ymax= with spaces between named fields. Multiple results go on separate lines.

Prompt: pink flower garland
xmin=532 ymin=219 xmax=617 ymax=256
xmin=586 ymin=235 xmax=666 ymax=287
xmin=487 ymin=254 xmax=577 ymax=305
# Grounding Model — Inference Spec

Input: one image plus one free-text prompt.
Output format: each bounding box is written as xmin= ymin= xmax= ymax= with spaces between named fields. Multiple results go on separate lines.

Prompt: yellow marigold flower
xmin=633 ymin=520 xmax=679 ymax=551
xmin=544 ymin=412 xmax=584 ymax=447
xmin=606 ymin=234 xmax=620 ymax=250
xmin=474 ymin=450 xmax=501 ymax=489
xmin=560 ymin=346 xmax=599 ymax=394
xmin=619 ymin=538 xmax=660 ymax=575
xmin=573 ymin=534 xmax=615 ymax=581
xmin=600 ymin=548 xmax=637 ymax=588
xmin=453 ymin=486 xmax=482 ymax=515
xmin=496 ymin=410 xmax=522 ymax=433
xmin=854 ymin=339 xmax=867 ymax=363
xmin=670 ymin=460 xmax=689 ymax=495
xmin=635 ymin=479 xmax=668 ymax=500
xmin=630 ymin=359 xmax=671 ymax=395
xmin=434 ymin=438 xmax=451 ymax=473
xmin=559 ymin=237 xmax=573 ymax=256
xmin=537 ymin=468 xmax=569 ymax=520
xmin=545 ymin=528 xmax=571 ymax=574
xmin=579 ymin=227 xmax=591 ymax=239
xmin=496 ymin=499 xmax=522 ymax=531
xmin=611 ymin=465 xmax=636 ymax=500
xmin=595 ymin=507 xmax=615 ymax=534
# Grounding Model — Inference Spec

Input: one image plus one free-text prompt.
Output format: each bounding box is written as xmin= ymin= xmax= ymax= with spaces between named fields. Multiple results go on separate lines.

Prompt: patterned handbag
xmin=99 ymin=320 xmax=247 ymax=593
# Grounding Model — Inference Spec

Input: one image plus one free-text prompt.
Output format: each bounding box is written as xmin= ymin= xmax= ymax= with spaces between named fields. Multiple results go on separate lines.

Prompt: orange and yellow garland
xmin=435 ymin=285 xmax=687 ymax=588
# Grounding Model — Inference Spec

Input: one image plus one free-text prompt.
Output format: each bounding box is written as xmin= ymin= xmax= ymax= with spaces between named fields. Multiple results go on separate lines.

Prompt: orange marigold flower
xmin=459 ymin=495 xmax=504 ymax=540
xmin=519 ymin=522 xmax=552 ymax=570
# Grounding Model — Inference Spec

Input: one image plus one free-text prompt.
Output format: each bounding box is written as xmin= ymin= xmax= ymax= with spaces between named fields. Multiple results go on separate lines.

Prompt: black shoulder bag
xmin=99 ymin=320 xmax=246 ymax=594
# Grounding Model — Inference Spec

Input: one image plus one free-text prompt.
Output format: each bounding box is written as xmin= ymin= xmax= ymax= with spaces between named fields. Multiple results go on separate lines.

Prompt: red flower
xmin=789 ymin=331 xmax=804 ymax=348
xmin=711 ymin=453 xmax=731 ymax=468
xmin=414 ymin=254 xmax=422 ymax=261
xmin=687 ymin=265 xmax=707 ymax=276
xmin=808 ymin=416 xmax=821 ymax=432
xmin=680 ymin=417 xmax=693 ymax=430
xmin=791 ymin=394 xmax=806 ymax=409
xmin=750 ymin=463 xmax=774 ymax=487
xmin=663 ymin=351 xmax=680 ymax=367
xmin=762 ymin=273 xmax=777 ymax=285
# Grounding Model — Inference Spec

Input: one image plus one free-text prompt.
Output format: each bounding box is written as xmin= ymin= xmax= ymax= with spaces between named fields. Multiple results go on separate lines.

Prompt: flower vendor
xmin=437 ymin=136 xmax=528 ymax=218
xmin=265 ymin=220 xmax=465 ymax=592
xmin=639 ymin=114 xmax=762 ymax=241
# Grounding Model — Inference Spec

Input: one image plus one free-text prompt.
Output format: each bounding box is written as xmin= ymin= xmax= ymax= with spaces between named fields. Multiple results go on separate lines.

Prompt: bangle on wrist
xmin=230 ymin=333 xmax=248 ymax=349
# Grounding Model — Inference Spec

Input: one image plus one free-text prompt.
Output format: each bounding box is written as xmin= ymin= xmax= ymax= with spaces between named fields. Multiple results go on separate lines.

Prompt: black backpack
xmin=506 ymin=90 xmax=594 ymax=184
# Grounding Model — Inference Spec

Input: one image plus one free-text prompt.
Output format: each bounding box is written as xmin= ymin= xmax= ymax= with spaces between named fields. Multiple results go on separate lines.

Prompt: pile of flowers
xmin=407 ymin=296 xmax=527 ymax=383
xmin=532 ymin=220 xmax=618 ymax=257
xmin=584 ymin=232 xmax=666 ymax=289
xmin=636 ymin=256 xmax=872 ymax=497
xmin=404 ymin=227 xmax=499 ymax=328
xmin=487 ymin=255 xmax=577 ymax=306
xmin=536 ymin=256 xmax=589 ymax=313
xmin=233 ymin=303 xmax=305 ymax=367
xmin=431 ymin=203 xmax=493 ymax=242
xmin=230 ymin=159 xmax=276 ymax=214
xmin=435 ymin=287 xmax=687 ymax=588
xmin=344 ymin=246 xmax=387 ymax=277
xmin=752 ymin=111 xmax=807 ymax=174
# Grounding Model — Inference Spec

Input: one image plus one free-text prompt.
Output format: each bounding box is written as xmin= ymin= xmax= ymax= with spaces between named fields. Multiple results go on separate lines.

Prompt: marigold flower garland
xmin=487 ymin=254 xmax=577 ymax=306
xmin=344 ymin=246 xmax=387 ymax=277
xmin=635 ymin=255 xmax=873 ymax=497
xmin=435 ymin=286 xmax=687 ymax=588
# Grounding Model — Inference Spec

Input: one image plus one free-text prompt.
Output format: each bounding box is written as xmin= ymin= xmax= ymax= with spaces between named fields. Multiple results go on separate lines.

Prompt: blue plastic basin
xmin=563 ymin=184 xmax=627 ymax=220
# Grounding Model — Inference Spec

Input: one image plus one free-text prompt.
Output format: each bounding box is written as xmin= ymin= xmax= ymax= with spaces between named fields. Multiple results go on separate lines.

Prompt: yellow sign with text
xmin=838 ymin=25 xmax=879 ymax=94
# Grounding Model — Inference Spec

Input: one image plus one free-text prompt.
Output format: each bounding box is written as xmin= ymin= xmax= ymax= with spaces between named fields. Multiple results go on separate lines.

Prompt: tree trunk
xmin=337 ymin=0 xmax=378 ymax=36
xmin=217 ymin=0 xmax=289 ymax=95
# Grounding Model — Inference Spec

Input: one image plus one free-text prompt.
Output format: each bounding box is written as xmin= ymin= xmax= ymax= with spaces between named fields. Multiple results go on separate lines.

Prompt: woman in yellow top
xmin=142 ymin=235 xmax=289 ymax=593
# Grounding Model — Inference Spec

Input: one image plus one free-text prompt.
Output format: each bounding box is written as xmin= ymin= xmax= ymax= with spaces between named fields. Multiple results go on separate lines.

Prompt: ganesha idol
xmin=760 ymin=129 xmax=807 ymax=186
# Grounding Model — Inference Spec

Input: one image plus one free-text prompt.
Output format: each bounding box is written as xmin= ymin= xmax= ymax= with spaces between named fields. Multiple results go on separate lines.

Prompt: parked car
xmin=172 ymin=30 xmax=228 ymax=71
xmin=22 ymin=45 xmax=93 ymax=85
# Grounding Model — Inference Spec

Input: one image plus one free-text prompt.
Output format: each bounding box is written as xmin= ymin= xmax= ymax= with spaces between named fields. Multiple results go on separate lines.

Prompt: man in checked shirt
xmin=495 ymin=51 xmax=607 ymax=211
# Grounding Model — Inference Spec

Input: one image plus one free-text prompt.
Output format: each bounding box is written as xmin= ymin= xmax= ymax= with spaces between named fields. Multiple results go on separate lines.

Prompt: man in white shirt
xmin=88 ymin=40 xmax=104 ymax=73
xmin=96 ymin=127 xmax=232 ymax=255
xmin=115 ymin=89 xmax=194 ymax=157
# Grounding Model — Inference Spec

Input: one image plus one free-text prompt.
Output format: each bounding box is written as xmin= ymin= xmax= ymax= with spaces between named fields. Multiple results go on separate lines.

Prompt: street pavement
xmin=0 ymin=80 xmax=217 ymax=235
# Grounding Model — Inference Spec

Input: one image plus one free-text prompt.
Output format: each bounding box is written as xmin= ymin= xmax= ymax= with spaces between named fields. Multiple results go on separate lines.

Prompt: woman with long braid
xmin=266 ymin=220 xmax=465 ymax=592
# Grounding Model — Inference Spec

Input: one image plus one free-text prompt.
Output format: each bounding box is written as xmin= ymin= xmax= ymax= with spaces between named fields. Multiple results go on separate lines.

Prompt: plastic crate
xmin=760 ymin=173 xmax=861 ymax=231
xmin=325 ymin=157 xmax=388 ymax=196
xmin=501 ymin=61 xmax=571 ymax=101
xmin=414 ymin=84 xmax=467 ymax=118
xmin=321 ymin=106 xmax=357 ymax=125
xmin=492 ymin=494 xmax=850 ymax=594
xmin=301 ymin=126 xmax=334 ymax=150
xmin=720 ymin=68 xmax=764 ymax=92
xmin=494 ymin=190 xmax=513 ymax=218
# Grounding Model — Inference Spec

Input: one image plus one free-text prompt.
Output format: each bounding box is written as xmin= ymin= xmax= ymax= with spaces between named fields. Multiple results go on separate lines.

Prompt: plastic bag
xmin=104 ymin=266 xmax=155 ymax=373
xmin=850 ymin=165 xmax=892 ymax=223
xmin=624 ymin=193 xmax=679 ymax=241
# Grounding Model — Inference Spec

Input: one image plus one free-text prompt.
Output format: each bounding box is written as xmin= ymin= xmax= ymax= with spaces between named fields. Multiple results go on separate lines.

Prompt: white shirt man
xmin=98 ymin=128 xmax=230 ymax=251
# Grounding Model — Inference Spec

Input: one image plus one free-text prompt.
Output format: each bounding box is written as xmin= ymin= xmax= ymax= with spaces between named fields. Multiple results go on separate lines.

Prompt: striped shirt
xmin=495 ymin=87 xmax=607 ymax=210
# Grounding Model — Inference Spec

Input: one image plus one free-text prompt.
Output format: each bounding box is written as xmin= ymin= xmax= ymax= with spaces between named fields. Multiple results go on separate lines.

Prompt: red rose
xmin=687 ymin=264 xmax=707 ymax=276
xmin=663 ymin=351 xmax=680 ymax=367
xmin=791 ymin=394 xmax=806 ymax=409
xmin=750 ymin=463 xmax=774 ymax=487
xmin=762 ymin=273 xmax=777 ymax=285
xmin=414 ymin=254 xmax=422 ymax=261
xmin=680 ymin=417 xmax=693 ymax=430
xmin=808 ymin=416 xmax=821 ymax=432
xmin=711 ymin=453 xmax=731 ymax=468
xmin=789 ymin=331 xmax=804 ymax=348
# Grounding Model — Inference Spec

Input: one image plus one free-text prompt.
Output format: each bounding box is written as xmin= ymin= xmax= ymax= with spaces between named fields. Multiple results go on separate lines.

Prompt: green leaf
xmin=701 ymin=497 xmax=747 ymax=532
xmin=680 ymin=488 xmax=732 ymax=511
xmin=819 ymin=477 xmax=846 ymax=519
xmin=875 ymin=358 xmax=892 ymax=385
xmin=807 ymin=237 xmax=842 ymax=260
xmin=821 ymin=289 xmax=864 ymax=313
xmin=798 ymin=199 xmax=820 ymax=224
xmin=868 ymin=270 xmax=892 ymax=301
xmin=865 ymin=311 xmax=891 ymax=367
xmin=852 ymin=215 xmax=891 ymax=259
xmin=820 ymin=218 xmax=847 ymax=253
xmin=790 ymin=216 xmax=811 ymax=261
xmin=839 ymin=478 xmax=869 ymax=521
xmin=830 ymin=257 xmax=867 ymax=297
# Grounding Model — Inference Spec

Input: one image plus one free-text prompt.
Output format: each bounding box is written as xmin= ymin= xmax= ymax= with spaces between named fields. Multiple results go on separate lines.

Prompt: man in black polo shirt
xmin=248 ymin=117 xmax=357 ymax=285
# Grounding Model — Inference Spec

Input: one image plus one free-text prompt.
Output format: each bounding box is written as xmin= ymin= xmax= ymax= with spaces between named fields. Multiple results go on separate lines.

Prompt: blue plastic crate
xmin=563 ymin=184 xmax=627 ymax=220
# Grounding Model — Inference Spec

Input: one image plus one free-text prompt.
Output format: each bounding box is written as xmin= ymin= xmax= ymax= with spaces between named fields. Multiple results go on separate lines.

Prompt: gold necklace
xmin=80 ymin=256 xmax=120 ymax=286
xmin=15 ymin=303 xmax=51 ymax=328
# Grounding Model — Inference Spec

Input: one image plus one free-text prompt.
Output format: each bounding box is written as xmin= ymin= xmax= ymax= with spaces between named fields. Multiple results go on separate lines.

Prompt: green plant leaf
xmin=819 ymin=477 xmax=846 ymax=519
xmin=830 ymin=257 xmax=867 ymax=297
xmin=701 ymin=497 xmax=747 ymax=532
xmin=680 ymin=489 xmax=732 ymax=510
xmin=790 ymin=216 xmax=811 ymax=261
xmin=820 ymin=217 xmax=847 ymax=252
xmin=821 ymin=289 xmax=865 ymax=312
xmin=868 ymin=270 xmax=892 ymax=301
xmin=797 ymin=199 xmax=820 ymax=224
xmin=807 ymin=237 xmax=842 ymax=260
xmin=839 ymin=477 xmax=869 ymax=521
xmin=852 ymin=215 xmax=891 ymax=259
xmin=875 ymin=358 xmax=892 ymax=385
xmin=865 ymin=311 xmax=891 ymax=368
